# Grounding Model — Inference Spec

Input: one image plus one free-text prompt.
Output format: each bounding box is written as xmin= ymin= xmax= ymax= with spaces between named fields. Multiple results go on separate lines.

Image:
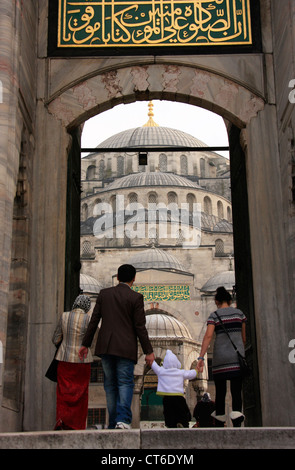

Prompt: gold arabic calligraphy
xmin=58 ymin=0 xmax=252 ymax=47
xmin=132 ymin=285 xmax=190 ymax=301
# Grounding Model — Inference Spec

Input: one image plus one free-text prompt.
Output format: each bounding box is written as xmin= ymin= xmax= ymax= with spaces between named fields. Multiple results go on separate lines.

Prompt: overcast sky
xmin=81 ymin=100 xmax=229 ymax=158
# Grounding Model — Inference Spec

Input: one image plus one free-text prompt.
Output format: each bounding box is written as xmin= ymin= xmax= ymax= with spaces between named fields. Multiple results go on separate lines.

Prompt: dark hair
xmin=117 ymin=264 xmax=136 ymax=282
xmin=215 ymin=286 xmax=232 ymax=304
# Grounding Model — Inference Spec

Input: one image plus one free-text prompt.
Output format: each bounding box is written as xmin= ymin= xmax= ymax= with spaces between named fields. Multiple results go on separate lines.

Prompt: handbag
xmin=214 ymin=311 xmax=251 ymax=378
xmin=45 ymin=342 xmax=61 ymax=382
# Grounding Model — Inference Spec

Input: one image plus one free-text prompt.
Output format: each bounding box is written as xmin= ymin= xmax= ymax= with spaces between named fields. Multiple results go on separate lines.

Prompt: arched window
xmin=98 ymin=159 xmax=105 ymax=180
xmin=168 ymin=191 xmax=177 ymax=204
xmin=159 ymin=154 xmax=167 ymax=172
xmin=148 ymin=192 xmax=158 ymax=204
xmin=227 ymin=206 xmax=232 ymax=223
xmin=186 ymin=193 xmax=196 ymax=212
xmin=81 ymin=203 xmax=88 ymax=221
xmin=204 ymin=196 xmax=212 ymax=215
xmin=128 ymin=192 xmax=138 ymax=204
xmin=86 ymin=165 xmax=96 ymax=180
xmin=117 ymin=156 xmax=124 ymax=176
xmin=215 ymin=239 xmax=224 ymax=256
xmin=217 ymin=200 xmax=224 ymax=219
xmin=180 ymin=155 xmax=188 ymax=174
xmin=200 ymin=158 xmax=205 ymax=177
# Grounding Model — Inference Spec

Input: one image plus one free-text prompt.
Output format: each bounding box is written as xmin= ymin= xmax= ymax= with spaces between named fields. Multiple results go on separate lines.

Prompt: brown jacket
xmin=82 ymin=283 xmax=153 ymax=363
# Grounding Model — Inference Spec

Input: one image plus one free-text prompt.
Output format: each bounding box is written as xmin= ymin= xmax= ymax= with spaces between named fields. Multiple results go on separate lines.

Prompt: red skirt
xmin=55 ymin=361 xmax=91 ymax=430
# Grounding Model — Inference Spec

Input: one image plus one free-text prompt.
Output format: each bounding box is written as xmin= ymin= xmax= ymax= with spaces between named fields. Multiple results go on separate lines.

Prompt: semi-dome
xmin=80 ymin=273 xmax=103 ymax=294
xmin=201 ymin=270 xmax=235 ymax=293
xmin=145 ymin=312 xmax=193 ymax=340
xmin=128 ymin=247 xmax=188 ymax=273
xmin=102 ymin=171 xmax=201 ymax=191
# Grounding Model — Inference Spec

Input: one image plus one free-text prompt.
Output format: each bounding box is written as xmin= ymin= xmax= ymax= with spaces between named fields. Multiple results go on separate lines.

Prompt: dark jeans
xmin=163 ymin=396 xmax=191 ymax=428
xmin=101 ymin=354 xmax=135 ymax=429
xmin=214 ymin=377 xmax=243 ymax=415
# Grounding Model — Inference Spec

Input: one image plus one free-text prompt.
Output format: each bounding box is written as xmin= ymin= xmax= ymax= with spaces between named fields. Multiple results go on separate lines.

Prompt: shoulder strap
xmin=214 ymin=310 xmax=238 ymax=352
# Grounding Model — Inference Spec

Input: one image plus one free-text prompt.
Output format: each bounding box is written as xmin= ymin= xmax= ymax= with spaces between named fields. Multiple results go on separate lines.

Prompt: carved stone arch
xmin=47 ymin=64 xmax=265 ymax=130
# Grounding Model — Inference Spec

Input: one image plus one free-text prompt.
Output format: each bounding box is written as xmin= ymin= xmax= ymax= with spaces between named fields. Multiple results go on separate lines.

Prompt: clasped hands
xmin=78 ymin=347 xmax=155 ymax=367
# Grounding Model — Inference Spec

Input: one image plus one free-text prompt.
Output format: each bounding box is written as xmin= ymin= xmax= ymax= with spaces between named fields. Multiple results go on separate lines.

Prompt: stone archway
xmin=25 ymin=59 xmax=294 ymax=429
xmin=46 ymin=64 xmax=265 ymax=130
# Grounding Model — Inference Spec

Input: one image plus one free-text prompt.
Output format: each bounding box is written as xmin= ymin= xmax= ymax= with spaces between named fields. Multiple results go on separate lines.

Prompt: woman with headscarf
xmin=52 ymin=294 xmax=93 ymax=430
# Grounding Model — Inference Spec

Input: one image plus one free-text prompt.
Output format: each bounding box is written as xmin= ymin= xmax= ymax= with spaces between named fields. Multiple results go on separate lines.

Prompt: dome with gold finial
xmin=142 ymin=101 xmax=159 ymax=128
xmin=96 ymin=101 xmax=209 ymax=150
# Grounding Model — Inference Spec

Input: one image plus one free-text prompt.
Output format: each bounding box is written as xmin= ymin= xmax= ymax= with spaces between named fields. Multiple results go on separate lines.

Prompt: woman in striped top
xmin=197 ymin=286 xmax=247 ymax=427
xmin=52 ymin=294 xmax=93 ymax=430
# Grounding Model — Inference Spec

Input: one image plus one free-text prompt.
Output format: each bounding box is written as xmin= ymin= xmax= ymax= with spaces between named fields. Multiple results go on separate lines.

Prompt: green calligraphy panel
xmin=132 ymin=284 xmax=190 ymax=301
xmin=57 ymin=0 xmax=252 ymax=48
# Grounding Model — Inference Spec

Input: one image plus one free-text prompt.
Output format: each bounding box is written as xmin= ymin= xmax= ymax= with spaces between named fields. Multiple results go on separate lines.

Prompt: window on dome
xmin=168 ymin=192 xmax=177 ymax=204
xmin=180 ymin=155 xmax=188 ymax=174
xmin=217 ymin=200 xmax=224 ymax=219
xmin=128 ymin=193 xmax=138 ymax=204
xmin=204 ymin=196 xmax=212 ymax=215
xmin=117 ymin=156 xmax=124 ymax=176
xmin=148 ymin=192 xmax=158 ymax=204
xmin=159 ymin=154 xmax=167 ymax=172
xmin=187 ymin=193 xmax=196 ymax=212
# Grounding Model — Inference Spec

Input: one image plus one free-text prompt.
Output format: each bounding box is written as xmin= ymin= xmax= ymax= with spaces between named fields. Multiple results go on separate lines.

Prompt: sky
xmin=81 ymin=100 xmax=229 ymax=158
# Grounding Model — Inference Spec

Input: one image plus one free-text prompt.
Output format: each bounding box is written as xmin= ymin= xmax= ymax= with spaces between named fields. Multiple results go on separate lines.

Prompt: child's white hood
xmin=163 ymin=349 xmax=181 ymax=369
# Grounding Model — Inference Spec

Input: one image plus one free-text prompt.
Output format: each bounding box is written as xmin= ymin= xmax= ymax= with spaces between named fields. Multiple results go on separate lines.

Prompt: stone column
xmin=0 ymin=0 xmax=21 ymax=415
xmin=246 ymin=105 xmax=295 ymax=425
xmin=23 ymin=102 xmax=71 ymax=431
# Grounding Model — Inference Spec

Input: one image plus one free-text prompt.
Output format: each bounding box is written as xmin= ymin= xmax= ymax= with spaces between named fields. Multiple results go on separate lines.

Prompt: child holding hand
xmin=151 ymin=349 xmax=197 ymax=428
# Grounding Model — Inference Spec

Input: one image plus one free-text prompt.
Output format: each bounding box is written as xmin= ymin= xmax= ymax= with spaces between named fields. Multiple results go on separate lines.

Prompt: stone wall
xmin=0 ymin=0 xmax=37 ymax=431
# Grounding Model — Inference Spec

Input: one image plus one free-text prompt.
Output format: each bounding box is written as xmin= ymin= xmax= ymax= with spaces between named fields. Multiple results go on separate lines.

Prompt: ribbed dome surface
xmin=97 ymin=126 xmax=207 ymax=149
xmin=80 ymin=274 xmax=103 ymax=294
xmin=201 ymin=270 xmax=235 ymax=293
xmin=103 ymin=172 xmax=201 ymax=191
xmin=128 ymin=247 xmax=187 ymax=272
xmin=146 ymin=313 xmax=192 ymax=339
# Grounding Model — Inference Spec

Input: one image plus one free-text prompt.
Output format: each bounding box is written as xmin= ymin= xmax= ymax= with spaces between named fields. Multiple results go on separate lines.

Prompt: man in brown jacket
xmin=79 ymin=264 xmax=154 ymax=429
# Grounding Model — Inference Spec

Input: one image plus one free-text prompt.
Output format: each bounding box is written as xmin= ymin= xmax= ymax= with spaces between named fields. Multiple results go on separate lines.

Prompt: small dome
xmin=201 ymin=270 xmax=235 ymax=293
xmin=128 ymin=247 xmax=188 ymax=273
xmin=102 ymin=172 xmax=201 ymax=192
xmin=80 ymin=274 xmax=103 ymax=294
xmin=146 ymin=313 xmax=192 ymax=340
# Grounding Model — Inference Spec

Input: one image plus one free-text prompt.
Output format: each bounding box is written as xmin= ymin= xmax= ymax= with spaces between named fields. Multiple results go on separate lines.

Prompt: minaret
xmin=143 ymin=101 xmax=159 ymax=127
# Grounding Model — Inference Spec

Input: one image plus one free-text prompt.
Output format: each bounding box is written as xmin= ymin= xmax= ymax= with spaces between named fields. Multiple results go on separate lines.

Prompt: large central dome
xmin=96 ymin=126 xmax=208 ymax=149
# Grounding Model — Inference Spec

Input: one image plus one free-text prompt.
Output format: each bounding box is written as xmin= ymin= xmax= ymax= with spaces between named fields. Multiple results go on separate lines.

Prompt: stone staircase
xmin=0 ymin=427 xmax=294 ymax=449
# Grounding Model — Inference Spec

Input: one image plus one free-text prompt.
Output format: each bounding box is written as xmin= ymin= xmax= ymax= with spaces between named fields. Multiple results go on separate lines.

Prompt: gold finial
xmin=143 ymin=101 xmax=159 ymax=127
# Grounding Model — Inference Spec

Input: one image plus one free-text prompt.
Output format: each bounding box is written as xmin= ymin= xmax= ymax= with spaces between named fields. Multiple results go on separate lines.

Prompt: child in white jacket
xmin=151 ymin=349 xmax=197 ymax=428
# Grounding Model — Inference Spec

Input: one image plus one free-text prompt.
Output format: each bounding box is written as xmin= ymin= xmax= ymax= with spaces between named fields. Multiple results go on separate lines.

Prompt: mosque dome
xmin=145 ymin=312 xmax=193 ymax=340
xmin=97 ymin=126 xmax=208 ymax=149
xmin=102 ymin=171 xmax=201 ymax=191
xmin=80 ymin=273 xmax=103 ymax=294
xmin=201 ymin=270 xmax=235 ymax=293
xmin=127 ymin=247 xmax=188 ymax=273
xmin=96 ymin=101 xmax=208 ymax=150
